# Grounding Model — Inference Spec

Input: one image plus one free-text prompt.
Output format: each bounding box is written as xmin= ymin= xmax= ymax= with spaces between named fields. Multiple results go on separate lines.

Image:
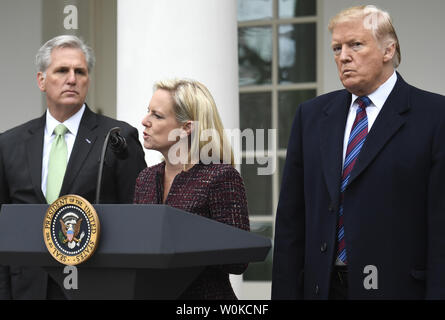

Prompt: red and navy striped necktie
xmin=337 ymin=96 xmax=372 ymax=264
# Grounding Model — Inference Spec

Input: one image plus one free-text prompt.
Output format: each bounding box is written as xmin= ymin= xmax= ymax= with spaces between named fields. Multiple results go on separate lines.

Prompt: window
xmin=238 ymin=0 xmax=318 ymax=285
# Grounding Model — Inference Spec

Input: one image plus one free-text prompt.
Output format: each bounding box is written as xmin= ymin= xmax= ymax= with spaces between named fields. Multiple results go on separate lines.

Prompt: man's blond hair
xmin=329 ymin=5 xmax=401 ymax=68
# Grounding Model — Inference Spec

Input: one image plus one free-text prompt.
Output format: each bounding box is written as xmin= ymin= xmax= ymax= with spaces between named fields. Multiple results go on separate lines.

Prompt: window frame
xmin=237 ymin=0 xmax=323 ymax=290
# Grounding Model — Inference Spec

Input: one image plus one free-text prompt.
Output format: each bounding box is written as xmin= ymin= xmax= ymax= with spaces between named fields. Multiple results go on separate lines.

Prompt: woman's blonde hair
xmin=328 ymin=5 xmax=401 ymax=68
xmin=154 ymin=78 xmax=234 ymax=168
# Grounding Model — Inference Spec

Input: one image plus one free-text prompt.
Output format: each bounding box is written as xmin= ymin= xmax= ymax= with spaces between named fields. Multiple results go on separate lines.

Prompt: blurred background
xmin=1 ymin=0 xmax=445 ymax=299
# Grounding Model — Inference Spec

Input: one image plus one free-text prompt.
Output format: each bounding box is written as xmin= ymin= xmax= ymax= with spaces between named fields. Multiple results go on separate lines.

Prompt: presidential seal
xmin=43 ymin=195 xmax=100 ymax=266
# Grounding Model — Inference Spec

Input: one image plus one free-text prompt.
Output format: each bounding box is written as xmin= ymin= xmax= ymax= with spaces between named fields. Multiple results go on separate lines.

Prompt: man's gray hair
xmin=35 ymin=35 xmax=95 ymax=73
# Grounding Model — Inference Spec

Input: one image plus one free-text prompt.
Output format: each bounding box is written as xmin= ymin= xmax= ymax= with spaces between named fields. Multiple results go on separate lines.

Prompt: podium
xmin=0 ymin=204 xmax=271 ymax=299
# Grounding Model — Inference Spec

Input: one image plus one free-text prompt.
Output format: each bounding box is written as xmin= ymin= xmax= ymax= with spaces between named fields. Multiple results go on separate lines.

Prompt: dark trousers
xmin=329 ymin=266 xmax=348 ymax=300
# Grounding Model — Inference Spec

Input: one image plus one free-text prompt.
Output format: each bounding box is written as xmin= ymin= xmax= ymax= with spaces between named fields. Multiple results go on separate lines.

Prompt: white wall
xmin=89 ymin=0 xmax=117 ymax=119
xmin=322 ymin=0 xmax=445 ymax=96
xmin=0 ymin=0 xmax=43 ymax=132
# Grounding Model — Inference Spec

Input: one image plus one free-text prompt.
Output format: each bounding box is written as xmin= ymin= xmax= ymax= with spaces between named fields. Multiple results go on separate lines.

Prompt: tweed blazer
xmin=134 ymin=162 xmax=250 ymax=299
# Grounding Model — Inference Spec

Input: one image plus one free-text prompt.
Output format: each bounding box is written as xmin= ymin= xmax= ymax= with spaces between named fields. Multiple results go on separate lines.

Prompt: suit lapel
xmin=25 ymin=114 xmax=47 ymax=203
xmin=319 ymin=91 xmax=351 ymax=203
xmin=60 ymin=106 xmax=98 ymax=195
xmin=347 ymin=74 xmax=411 ymax=187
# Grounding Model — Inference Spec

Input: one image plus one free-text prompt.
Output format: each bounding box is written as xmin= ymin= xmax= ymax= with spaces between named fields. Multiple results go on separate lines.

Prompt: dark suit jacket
xmin=272 ymin=74 xmax=445 ymax=300
xmin=0 ymin=105 xmax=147 ymax=299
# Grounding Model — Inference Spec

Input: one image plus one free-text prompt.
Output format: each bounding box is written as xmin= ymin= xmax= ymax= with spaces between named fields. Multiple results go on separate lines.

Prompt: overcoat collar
xmin=319 ymin=73 xmax=411 ymax=202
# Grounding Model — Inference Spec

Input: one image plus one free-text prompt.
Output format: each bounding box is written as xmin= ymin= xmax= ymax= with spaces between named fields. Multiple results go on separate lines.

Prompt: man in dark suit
xmin=272 ymin=5 xmax=445 ymax=300
xmin=0 ymin=35 xmax=147 ymax=299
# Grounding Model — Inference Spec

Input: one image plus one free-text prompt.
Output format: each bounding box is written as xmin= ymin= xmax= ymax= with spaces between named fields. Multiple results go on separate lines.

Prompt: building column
xmin=116 ymin=0 xmax=240 ymax=166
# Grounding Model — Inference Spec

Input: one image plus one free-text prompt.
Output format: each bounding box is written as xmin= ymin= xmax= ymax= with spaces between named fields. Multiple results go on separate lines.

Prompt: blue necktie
xmin=337 ymin=96 xmax=372 ymax=264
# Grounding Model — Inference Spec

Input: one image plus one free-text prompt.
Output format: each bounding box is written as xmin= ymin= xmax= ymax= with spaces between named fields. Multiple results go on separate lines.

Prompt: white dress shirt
xmin=342 ymin=71 xmax=398 ymax=166
xmin=41 ymin=104 xmax=86 ymax=196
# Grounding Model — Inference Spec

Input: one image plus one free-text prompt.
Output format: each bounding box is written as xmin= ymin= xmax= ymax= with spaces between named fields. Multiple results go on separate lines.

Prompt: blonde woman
xmin=134 ymin=79 xmax=250 ymax=299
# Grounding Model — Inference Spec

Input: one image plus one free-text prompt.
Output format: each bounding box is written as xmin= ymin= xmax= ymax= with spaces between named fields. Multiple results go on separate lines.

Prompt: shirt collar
xmin=45 ymin=104 xmax=86 ymax=136
xmin=351 ymin=71 xmax=398 ymax=111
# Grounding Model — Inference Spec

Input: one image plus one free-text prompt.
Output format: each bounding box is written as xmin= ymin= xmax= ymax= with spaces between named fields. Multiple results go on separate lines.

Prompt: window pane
xmin=278 ymin=23 xmax=316 ymax=84
xmin=241 ymin=161 xmax=272 ymax=216
xmin=239 ymin=27 xmax=273 ymax=86
xmin=279 ymin=0 xmax=316 ymax=18
xmin=243 ymin=222 xmax=273 ymax=281
xmin=278 ymin=90 xmax=316 ymax=149
xmin=240 ymin=92 xmax=271 ymax=152
xmin=238 ymin=0 xmax=273 ymax=22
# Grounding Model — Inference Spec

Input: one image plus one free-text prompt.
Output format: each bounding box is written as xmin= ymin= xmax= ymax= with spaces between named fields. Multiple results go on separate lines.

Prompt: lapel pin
xmin=85 ymin=138 xmax=91 ymax=144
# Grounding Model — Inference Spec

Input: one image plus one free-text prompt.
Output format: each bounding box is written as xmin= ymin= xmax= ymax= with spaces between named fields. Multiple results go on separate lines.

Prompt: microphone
xmin=95 ymin=127 xmax=128 ymax=204
xmin=109 ymin=128 xmax=128 ymax=159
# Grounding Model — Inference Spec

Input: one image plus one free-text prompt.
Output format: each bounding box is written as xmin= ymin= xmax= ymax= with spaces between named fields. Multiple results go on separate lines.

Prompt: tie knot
xmin=54 ymin=124 xmax=68 ymax=136
xmin=356 ymin=96 xmax=372 ymax=110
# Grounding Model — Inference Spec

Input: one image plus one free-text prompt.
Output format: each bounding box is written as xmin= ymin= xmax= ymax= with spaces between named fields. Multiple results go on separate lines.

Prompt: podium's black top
xmin=134 ymin=162 xmax=250 ymax=300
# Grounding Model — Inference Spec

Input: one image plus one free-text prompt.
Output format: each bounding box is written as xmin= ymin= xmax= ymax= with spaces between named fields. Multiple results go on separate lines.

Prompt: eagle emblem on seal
xmin=59 ymin=212 xmax=85 ymax=249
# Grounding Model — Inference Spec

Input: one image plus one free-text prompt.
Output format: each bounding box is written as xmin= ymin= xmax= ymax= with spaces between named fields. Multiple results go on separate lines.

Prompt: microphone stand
xmin=95 ymin=127 xmax=125 ymax=204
